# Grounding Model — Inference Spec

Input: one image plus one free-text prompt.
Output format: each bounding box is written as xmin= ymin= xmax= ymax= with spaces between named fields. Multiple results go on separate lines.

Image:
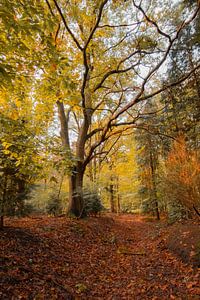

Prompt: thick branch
xmin=89 ymin=135 xmax=122 ymax=166
xmin=81 ymin=0 xmax=109 ymax=107
xmin=99 ymin=135 xmax=121 ymax=167
xmin=84 ymin=0 xmax=109 ymax=49
xmin=86 ymin=128 xmax=103 ymax=140
xmin=94 ymin=62 xmax=139 ymax=92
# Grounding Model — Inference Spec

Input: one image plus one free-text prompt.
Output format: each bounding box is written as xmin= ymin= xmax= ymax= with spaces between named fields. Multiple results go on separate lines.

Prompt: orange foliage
xmin=165 ymin=135 xmax=200 ymax=210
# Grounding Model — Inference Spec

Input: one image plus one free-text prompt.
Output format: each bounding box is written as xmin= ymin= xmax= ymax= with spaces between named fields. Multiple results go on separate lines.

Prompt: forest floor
xmin=0 ymin=214 xmax=200 ymax=299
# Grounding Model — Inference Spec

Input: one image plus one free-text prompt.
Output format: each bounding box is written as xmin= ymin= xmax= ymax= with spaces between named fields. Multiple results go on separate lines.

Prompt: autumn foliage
xmin=164 ymin=136 xmax=200 ymax=216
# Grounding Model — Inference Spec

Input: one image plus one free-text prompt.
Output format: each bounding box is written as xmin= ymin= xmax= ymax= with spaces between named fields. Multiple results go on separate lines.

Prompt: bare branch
xmin=84 ymin=53 xmax=200 ymax=170
xmin=110 ymin=13 xmax=200 ymax=123
xmin=133 ymin=125 xmax=177 ymax=141
xmin=52 ymin=0 xmax=83 ymax=51
xmin=111 ymin=115 xmax=140 ymax=127
xmin=94 ymin=135 xmax=121 ymax=164
xmin=84 ymin=124 xmax=134 ymax=168
xmin=45 ymin=0 xmax=55 ymax=16
xmin=94 ymin=61 xmax=140 ymax=92
xmin=55 ymin=22 xmax=61 ymax=45
xmin=104 ymin=28 xmax=137 ymax=53
xmin=98 ymin=21 xmax=142 ymax=29
xmin=98 ymin=135 xmax=122 ymax=166
xmin=132 ymin=1 xmax=171 ymax=41
xmin=84 ymin=0 xmax=109 ymax=49
xmin=93 ymin=2 xmax=200 ymax=123
xmin=81 ymin=0 xmax=109 ymax=108
xmin=72 ymin=111 xmax=81 ymax=132
xmin=138 ymin=63 xmax=200 ymax=102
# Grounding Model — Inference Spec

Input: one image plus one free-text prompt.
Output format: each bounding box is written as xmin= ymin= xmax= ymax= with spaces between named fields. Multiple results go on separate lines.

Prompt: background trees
xmin=0 ymin=114 xmax=41 ymax=227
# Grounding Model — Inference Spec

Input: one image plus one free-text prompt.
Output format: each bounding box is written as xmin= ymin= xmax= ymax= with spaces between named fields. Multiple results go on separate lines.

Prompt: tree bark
xmin=57 ymin=100 xmax=85 ymax=217
xmin=110 ymin=183 xmax=115 ymax=213
xmin=57 ymin=100 xmax=70 ymax=148
xmin=0 ymin=176 xmax=7 ymax=229
xmin=57 ymin=100 xmax=90 ymax=217
xmin=0 ymin=216 xmax=4 ymax=229
xmin=68 ymin=164 xmax=84 ymax=217
xmin=57 ymin=57 xmax=93 ymax=218
xmin=149 ymin=147 xmax=160 ymax=220
xmin=116 ymin=176 xmax=120 ymax=215
xmin=109 ymin=174 xmax=116 ymax=213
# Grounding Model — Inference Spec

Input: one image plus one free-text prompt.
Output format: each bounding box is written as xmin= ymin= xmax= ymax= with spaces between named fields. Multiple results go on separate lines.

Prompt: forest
xmin=0 ymin=0 xmax=200 ymax=299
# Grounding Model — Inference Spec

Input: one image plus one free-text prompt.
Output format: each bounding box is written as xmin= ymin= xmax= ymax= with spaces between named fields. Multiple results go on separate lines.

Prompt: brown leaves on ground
xmin=0 ymin=214 xmax=199 ymax=299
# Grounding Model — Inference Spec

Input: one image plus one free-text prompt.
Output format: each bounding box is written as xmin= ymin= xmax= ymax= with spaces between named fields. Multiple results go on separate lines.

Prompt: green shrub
xmin=1 ymin=183 xmax=34 ymax=218
xmin=46 ymin=193 xmax=63 ymax=216
xmin=82 ymin=189 xmax=103 ymax=217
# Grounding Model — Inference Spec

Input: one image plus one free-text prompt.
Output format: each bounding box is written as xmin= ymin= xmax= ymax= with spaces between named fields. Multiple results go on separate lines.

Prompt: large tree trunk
xmin=68 ymin=163 xmax=84 ymax=217
xmin=57 ymin=65 xmax=93 ymax=218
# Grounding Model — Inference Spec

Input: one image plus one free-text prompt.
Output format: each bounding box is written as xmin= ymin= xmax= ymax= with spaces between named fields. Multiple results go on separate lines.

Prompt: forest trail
xmin=0 ymin=215 xmax=199 ymax=299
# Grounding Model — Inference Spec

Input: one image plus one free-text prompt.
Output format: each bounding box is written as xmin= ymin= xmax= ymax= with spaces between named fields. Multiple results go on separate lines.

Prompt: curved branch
xmin=132 ymin=1 xmax=171 ymax=42
xmin=84 ymin=0 xmax=109 ymax=50
xmin=45 ymin=0 xmax=55 ymax=16
xmin=52 ymin=0 xmax=83 ymax=51
xmin=138 ymin=63 xmax=200 ymax=102
xmin=81 ymin=0 xmax=109 ymax=107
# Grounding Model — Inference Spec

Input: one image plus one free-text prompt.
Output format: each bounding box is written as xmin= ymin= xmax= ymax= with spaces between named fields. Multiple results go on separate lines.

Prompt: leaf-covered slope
xmin=0 ymin=215 xmax=199 ymax=299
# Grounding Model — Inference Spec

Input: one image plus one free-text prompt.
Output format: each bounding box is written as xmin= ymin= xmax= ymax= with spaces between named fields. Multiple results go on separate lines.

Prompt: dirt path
xmin=0 ymin=215 xmax=199 ymax=299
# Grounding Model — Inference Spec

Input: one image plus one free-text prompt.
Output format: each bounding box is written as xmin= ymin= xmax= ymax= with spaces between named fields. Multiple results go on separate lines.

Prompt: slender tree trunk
xmin=109 ymin=174 xmax=116 ymax=213
xmin=149 ymin=149 xmax=160 ymax=220
xmin=152 ymin=181 xmax=160 ymax=220
xmin=0 ymin=175 xmax=7 ymax=229
xmin=88 ymin=161 xmax=94 ymax=182
xmin=116 ymin=176 xmax=120 ymax=215
xmin=117 ymin=195 xmax=120 ymax=215
xmin=44 ymin=178 xmax=47 ymax=190
xmin=57 ymin=172 xmax=65 ymax=200
xmin=0 ymin=216 xmax=4 ymax=229
xmin=110 ymin=183 xmax=115 ymax=213
xmin=0 ymin=196 xmax=4 ymax=229
xmin=169 ymin=89 xmax=180 ymax=133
